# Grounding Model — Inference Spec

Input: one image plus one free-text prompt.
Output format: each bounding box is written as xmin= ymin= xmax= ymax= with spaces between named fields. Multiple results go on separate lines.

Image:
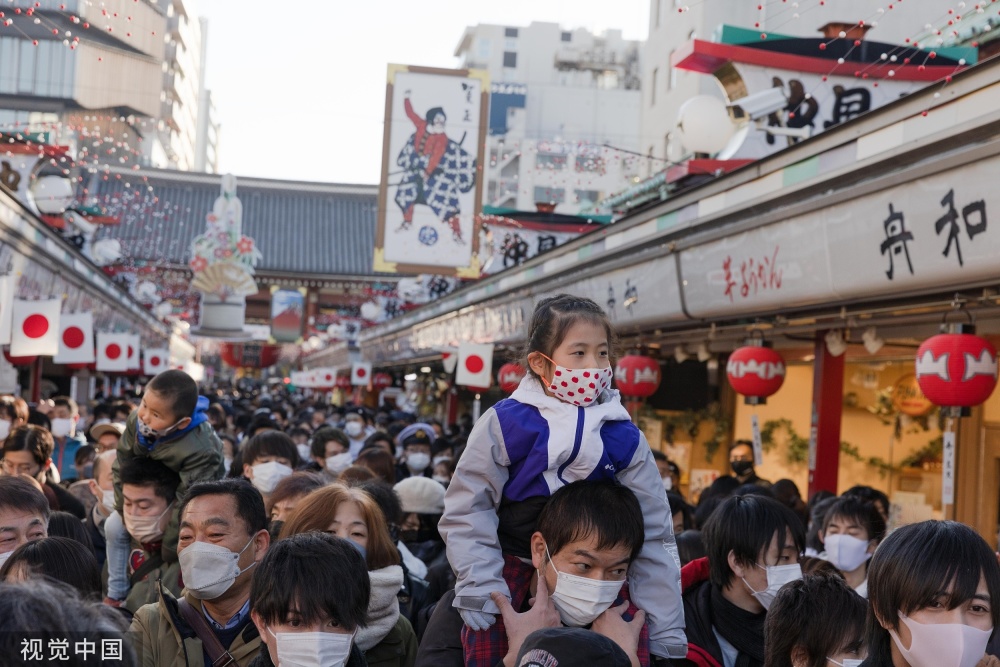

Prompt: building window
xmin=651 ymin=67 xmax=658 ymax=105
xmin=575 ymin=189 xmax=601 ymax=205
xmin=575 ymin=146 xmax=605 ymax=173
xmin=561 ymin=31 xmax=572 ymax=42
xmin=505 ymin=27 xmax=519 ymax=38
xmin=534 ymin=186 xmax=565 ymax=203
xmin=503 ymin=51 xmax=517 ymax=68
xmin=478 ymin=38 xmax=491 ymax=59
xmin=535 ymin=151 xmax=567 ymax=170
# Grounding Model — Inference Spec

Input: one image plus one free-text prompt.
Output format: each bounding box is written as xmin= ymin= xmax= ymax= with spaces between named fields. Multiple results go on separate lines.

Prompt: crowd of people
xmin=0 ymin=294 xmax=997 ymax=667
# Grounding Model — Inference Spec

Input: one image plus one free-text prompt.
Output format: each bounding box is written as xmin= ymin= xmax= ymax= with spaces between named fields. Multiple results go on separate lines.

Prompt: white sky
xmin=197 ymin=0 xmax=649 ymax=185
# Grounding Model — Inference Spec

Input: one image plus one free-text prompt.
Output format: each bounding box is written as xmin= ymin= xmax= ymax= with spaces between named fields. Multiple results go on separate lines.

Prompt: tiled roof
xmin=91 ymin=167 xmax=383 ymax=276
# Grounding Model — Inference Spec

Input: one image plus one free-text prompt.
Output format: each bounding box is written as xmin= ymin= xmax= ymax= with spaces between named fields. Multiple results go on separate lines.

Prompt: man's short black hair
xmin=310 ymin=427 xmax=350 ymax=459
xmin=251 ymin=532 xmax=369 ymax=631
xmin=822 ymin=495 xmax=887 ymax=542
xmin=3 ymin=425 xmax=53 ymax=466
xmin=180 ymin=478 xmax=267 ymax=537
xmin=729 ymin=439 xmax=753 ymax=453
xmin=536 ymin=480 xmax=644 ymax=562
xmin=242 ymin=431 xmax=299 ymax=469
xmin=764 ymin=572 xmax=866 ymax=667
xmin=842 ymin=485 xmax=890 ymax=515
xmin=51 ymin=396 xmax=78 ymax=417
xmin=146 ymin=370 xmax=199 ymax=421
xmin=0 ymin=476 xmax=49 ymax=523
xmin=703 ymin=494 xmax=806 ymax=590
xmin=865 ymin=521 xmax=1000 ymax=664
xmin=119 ymin=456 xmax=181 ymax=504
xmin=355 ymin=479 xmax=403 ymax=526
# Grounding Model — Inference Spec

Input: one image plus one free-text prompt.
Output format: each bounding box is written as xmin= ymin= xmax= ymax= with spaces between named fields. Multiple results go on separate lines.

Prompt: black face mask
xmin=731 ymin=460 xmax=754 ymax=477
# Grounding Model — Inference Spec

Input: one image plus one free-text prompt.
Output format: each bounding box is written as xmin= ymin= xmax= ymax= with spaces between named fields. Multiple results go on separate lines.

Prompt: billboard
xmin=374 ymin=64 xmax=489 ymax=277
xmin=270 ymin=287 xmax=305 ymax=343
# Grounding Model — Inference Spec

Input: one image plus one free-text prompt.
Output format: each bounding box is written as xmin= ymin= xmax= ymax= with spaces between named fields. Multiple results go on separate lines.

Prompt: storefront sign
xmin=891 ymin=373 xmax=934 ymax=417
xmin=270 ymin=288 xmax=305 ymax=343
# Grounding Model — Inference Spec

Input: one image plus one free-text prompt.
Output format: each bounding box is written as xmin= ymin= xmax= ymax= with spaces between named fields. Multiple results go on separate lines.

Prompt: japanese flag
xmin=10 ymin=299 xmax=61 ymax=357
xmin=351 ymin=361 xmax=372 ymax=386
xmin=143 ymin=348 xmax=170 ymax=376
xmin=441 ymin=347 xmax=458 ymax=374
xmin=0 ymin=276 xmax=14 ymax=346
xmin=126 ymin=334 xmax=141 ymax=370
xmin=54 ymin=313 xmax=95 ymax=364
xmin=317 ymin=368 xmax=337 ymax=388
xmin=456 ymin=343 xmax=494 ymax=389
xmin=96 ymin=333 xmax=130 ymax=372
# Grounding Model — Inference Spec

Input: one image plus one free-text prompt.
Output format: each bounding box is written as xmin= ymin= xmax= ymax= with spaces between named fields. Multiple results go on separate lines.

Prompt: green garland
xmin=655 ymin=403 xmax=732 ymax=463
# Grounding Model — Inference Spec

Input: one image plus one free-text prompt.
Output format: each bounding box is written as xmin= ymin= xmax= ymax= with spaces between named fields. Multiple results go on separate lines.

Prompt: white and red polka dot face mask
xmin=538 ymin=354 xmax=614 ymax=407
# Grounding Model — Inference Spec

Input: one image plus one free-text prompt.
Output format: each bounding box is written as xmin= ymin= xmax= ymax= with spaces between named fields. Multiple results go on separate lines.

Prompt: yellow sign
xmin=892 ymin=373 xmax=934 ymax=417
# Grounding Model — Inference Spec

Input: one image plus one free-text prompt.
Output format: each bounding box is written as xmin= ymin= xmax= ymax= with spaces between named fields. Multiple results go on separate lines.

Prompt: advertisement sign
xmin=374 ymin=64 xmax=489 ymax=277
xmin=270 ymin=288 xmax=305 ymax=343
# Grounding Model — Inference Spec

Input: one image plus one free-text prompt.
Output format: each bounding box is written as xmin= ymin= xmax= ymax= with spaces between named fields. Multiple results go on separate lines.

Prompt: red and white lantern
xmin=497 ymin=363 xmax=526 ymax=393
xmin=726 ymin=344 xmax=786 ymax=404
xmin=335 ymin=375 xmax=352 ymax=391
xmin=373 ymin=373 xmax=393 ymax=391
xmin=3 ymin=347 xmax=37 ymax=366
xmin=916 ymin=325 xmax=997 ymax=413
xmin=614 ymin=355 xmax=662 ymax=398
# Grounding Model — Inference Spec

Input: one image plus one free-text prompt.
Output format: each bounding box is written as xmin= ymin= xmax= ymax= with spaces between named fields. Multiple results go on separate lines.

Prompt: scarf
xmin=710 ymin=585 xmax=766 ymax=667
xmin=355 ymin=565 xmax=403 ymax=651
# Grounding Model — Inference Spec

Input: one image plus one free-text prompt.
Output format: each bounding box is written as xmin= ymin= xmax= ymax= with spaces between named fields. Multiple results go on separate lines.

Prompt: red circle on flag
xmin=150 ymin=355 xmax=161 ymax=366
xmin=106 ymin=344 xmax=122 ymax=360
xmin=128 ymin=345 xmax=134 ymax=358
xmin=465 ymin=355 xmax=485 ymax=374
xmin=63 ymin=326 xmax=85 ymax=348
xmin=356 ymin=368 xmax=367 ymax=378
xmin=23 ymin=314 xmax=49 ymax=339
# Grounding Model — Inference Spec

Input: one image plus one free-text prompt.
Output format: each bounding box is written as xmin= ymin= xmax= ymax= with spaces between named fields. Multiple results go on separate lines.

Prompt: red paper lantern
xmin=614 ymin=355 xmax=662 ymax=398
xmin=373 ymin=373 xmax=393 ymax=391
xmin=726 ymin=345 xmax=785 ymax=404
xmin=497 ymin=363 xmax=526 ymax=393
xmin=335 ymin=375 xmax=352 ymax=390
xmin=3 ymin=348 xmax=37 ymax=366
xmin=916 ymin=328 xmax=997 ymax=410
xmin=220 ymin=342 xmax=281 ymax=369
xmin=66 ymin=362 xmax=95 ymax=371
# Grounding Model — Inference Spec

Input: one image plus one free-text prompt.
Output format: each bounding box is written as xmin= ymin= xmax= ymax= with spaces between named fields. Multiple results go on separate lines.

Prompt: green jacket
xmin=364 ymin=615 xmax=418 ymax=667
xmin=113 ymin=410 xmax=225 ymax=563
xmin=129 ymin=583 xmax=261 ymax=667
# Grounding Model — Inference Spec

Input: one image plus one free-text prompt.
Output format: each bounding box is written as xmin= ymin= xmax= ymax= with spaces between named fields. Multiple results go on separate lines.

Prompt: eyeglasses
xmin=1 ymin=459 xmax=38 ymax=476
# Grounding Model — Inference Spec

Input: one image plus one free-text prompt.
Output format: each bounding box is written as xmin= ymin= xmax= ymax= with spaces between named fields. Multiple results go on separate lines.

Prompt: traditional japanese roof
xmin=90 ymin=167 xmax=383 ymax=277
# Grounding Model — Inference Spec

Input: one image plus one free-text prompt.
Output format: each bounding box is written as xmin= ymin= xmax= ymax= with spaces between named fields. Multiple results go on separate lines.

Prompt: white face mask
xmin=662 ymin=476 xmax=673 ymax=492
xmin=123 ymin=502 xmax=173 ymax=544
xmin=406 ymin=452 xmax=431 ymax=472
xmin=0 ymin=419 xmax=11 ymax=441
xmin=432 ymin=455 xmax=451 ymax=467
xmin=268 ymin=627 xmax=354 ymax=667
xmin=251 ymin=461 xmax=293 ymax=494
xmin=743 ymin=562 xmax=802 ymax=610
xmin=296 ymin=443 xmax=312 ymax=462
xmin=828 ymin=658 xmax=863 ymax=667
xmin=101 ymin=489 xmax=116 ymax=514
xmin=51 ymin=417 xmax=74 ymax=438
xmin=543 ymin=543 xmax=622 ymax=626
xmin=432 ymin=475 xmax=450 ymax=486
xmin=345 ymin=422 xmax=363 ymax=437
xmin=325 ymin=452 xmax=353 ymax=475
xmin=223 ymin=457 xmax=232 ymax=474
xmin=179 ymin=536 xmax=256 ymax=600
xmin=824 ymin=534 xmax=872 ymax=573
xmin=890 ymin=613 xmax=992 ymax=667
xmin=0 ymin=549 xmax=12 ymax=569
xmin=539 ymin=355 xmax=614 ymax=407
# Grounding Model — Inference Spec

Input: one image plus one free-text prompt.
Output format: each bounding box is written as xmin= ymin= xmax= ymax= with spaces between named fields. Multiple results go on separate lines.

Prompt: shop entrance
xmin=957 ymin=417 xmax=1000 ymax=549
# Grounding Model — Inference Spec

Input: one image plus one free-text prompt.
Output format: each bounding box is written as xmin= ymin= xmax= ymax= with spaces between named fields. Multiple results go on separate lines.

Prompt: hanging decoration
xmin=219 ymin=342 xmax=281 ymax=369
xmin=373 ymin=373 xmax=394 ymax=392
xmin=351 ymin=362 xmax=372 ymax=386
xmin=915 ymin=313 xmax=997 ymax=416
xmin=189 ymin=174 xmax=261 ymax=339
xmin=96 ymin=333 xmax=130 ymax=373
xmin=336 ymin=375 xmax=352 ymax=391
xmin=53 ymin=312 xmax=95 ymax=365
xmin=726 ymin=335 xmax=786 ymax=405
xmin=3 ymin=348 xmax=38 ymax=366
xmin=456 ymin=343 xmax=494 ymax=389
xmin=10 ymin=299 xmax=61 ymax=358
xmin=614 ymin=354 xmax=662 ymax=398
xmin=497 ymin=362 xmax=527 ymax=393
xmin=143 ymin=348 xmax=170 ymax=376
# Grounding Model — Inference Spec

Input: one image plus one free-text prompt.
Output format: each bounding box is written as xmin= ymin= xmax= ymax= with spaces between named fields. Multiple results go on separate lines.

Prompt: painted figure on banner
xmin=395 ymin=90 xmax=477 ymax=244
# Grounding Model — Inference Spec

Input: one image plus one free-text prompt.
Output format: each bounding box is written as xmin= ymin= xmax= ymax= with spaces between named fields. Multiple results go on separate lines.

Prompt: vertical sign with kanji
xmin=942 ymin=429 xmax=956 ymax=507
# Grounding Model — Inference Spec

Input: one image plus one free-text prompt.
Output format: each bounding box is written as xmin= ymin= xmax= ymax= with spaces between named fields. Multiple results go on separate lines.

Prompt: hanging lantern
xmin=3 ymin=347 xmax=37 ymax=366
xmin=66 ymin=362 xmax=96 ymax=371
xmin=726 ymin=336 xmax=785 ymax=405
xmin=614 ymin=355 xmax=662 ymax=398
xmin=373 ymin=373 xmax=393 ymax=391
xmin=497 ymin=363 xmax=526 ymax=393
xmin=916 ymin=318 xmax=997 ymax=416
xmin=219 ymin=342 xmax=282 ymax=369
xmin=335 ymin=375 xmax=352 ymax=390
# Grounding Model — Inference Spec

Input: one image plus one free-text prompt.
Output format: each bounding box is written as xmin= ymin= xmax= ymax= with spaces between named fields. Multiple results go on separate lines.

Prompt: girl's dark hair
xmin=354 ymin=448 xmax=397 ymax=485
xmin=521 ymin=294 xmax=617 ymax=378
xmin=250 ymin=532 xmax=370 ymax=631
xmin=3 ymin=425 xmax=53 ymax=466
xmin=806 ymin=496 xmax=838 ymax=555
xmin=865 ymin=521 xmax=1000 ymax=664
xmin=764 ymin=572 xmax=866 ymax=667
xmin=242 ymin=431 xmax=300 ymax=469
xmin=0 ymin=395 xmax=29 ymax=425
xmin=265 ymin=472 xmax=325 ymax=519
xmin=667 ymin=493 xmax=693 ymax=532
xmin=0 ymin=536 xmax=102 ymax=600
xmin=46 ymin=512 xmax=94 ymax=552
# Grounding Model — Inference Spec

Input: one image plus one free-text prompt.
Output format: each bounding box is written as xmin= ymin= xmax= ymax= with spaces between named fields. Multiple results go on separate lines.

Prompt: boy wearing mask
xmin=49 ymin=396 xmax=86 ymax=481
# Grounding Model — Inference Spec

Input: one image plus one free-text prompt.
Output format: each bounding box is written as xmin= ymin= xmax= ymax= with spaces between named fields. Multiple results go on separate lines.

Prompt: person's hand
xmin=35 ymin=399 xmax=54 ymax=415
xmin=976 ymin=656 xmax=1000 ymax=667
xmin=591 ymin=602 xmax=645 ymax=667
xmin=493 ymin=575 xmax=561 ymax=667
xmin=459 ymin=609 xmax=496 ymax=632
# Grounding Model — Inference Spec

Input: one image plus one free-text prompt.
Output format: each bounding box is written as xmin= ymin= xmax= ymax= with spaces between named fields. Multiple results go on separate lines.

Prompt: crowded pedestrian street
xmin=0 ymin=1 xmax=999 ymax=666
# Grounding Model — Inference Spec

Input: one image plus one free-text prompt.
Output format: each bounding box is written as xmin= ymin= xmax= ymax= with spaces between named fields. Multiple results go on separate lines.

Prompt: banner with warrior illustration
xmin=374 ymin=65 xmax=489 ymax=277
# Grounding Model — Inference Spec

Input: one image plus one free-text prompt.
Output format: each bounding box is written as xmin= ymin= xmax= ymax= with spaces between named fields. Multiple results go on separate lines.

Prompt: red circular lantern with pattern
xmin=726 ymin=345 xmax=785 ymax=403
xmin=3 ymin=348 xmax=37 ymax=366
xmin=497 ymin=363 xmax=526 ymax=393
xmin=219 ymin=343 xmax=281 ymax=369
xmin=335 ymin=375 xmax=352 ymax=390
xmin=373 ymin=373 xmax=393 ymax=391
xmin=916 ymin=328 xmax=997 ymax=409
xmin=614 ymin=355 xmax=662 ymax=398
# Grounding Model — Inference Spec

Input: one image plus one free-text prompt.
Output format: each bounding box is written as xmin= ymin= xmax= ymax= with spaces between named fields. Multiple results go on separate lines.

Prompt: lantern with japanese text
xmin=373 ymin=373 xmax=393 ymax=391
xmin=726 ymin=339 xmax=785 ymax=405
xmin=916 ymin=321 xmax=997 ymax=416
xmin=335 ymin=375 xmax=352 ymax=391
xmin=497 ymin=363 xmax=526 ymax=393
xmin=219 ymin=342 xmax=281 ymax=369
xmin=614 ymin=355 xmax=662 ymax=398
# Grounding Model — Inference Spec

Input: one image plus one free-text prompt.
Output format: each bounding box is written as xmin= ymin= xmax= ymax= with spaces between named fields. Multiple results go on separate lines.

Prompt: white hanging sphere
xmin=674 ymin=95 xmax=735 ymax=155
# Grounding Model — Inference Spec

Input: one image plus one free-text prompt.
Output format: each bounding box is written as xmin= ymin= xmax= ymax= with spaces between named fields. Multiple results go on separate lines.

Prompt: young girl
xmin=819 ymin=496 xmax=886 ymax=598
xmin=440 ymin=294 xmax=686 ymax=665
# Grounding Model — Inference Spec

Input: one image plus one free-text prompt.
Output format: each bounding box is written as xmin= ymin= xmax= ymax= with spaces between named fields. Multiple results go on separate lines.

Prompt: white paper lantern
xmin=675 ymin=95 xmax=735 ymax=155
